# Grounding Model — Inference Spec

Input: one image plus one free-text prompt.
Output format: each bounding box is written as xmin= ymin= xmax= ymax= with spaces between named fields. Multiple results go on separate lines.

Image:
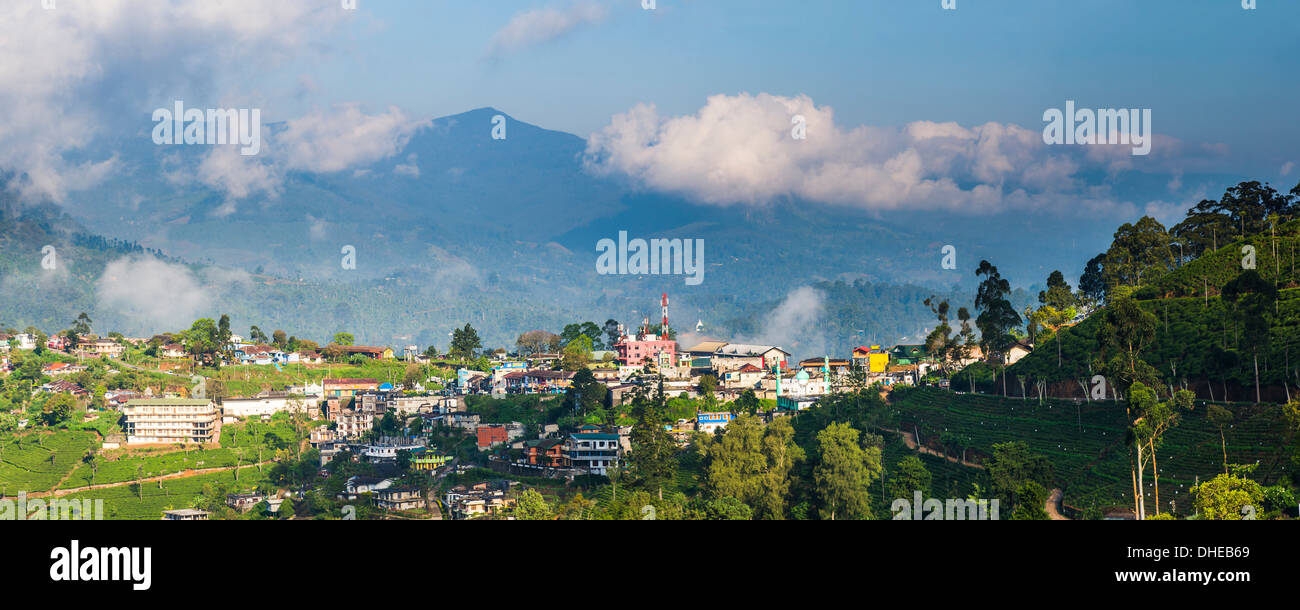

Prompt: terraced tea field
xmin=893 ymin=387 xmax=1294 ymax=516
xmin=875 ymin=436 xmax=985 ymax=517
xmin=55 ymin=468 xmax=269 ymax=520
xmin=0 ymin=430 xmax=99 ymax=493
xmin=1 ymin=416 xmax=308 ymax=495
xmin=58 ymin=446 xmax=245 ymax=489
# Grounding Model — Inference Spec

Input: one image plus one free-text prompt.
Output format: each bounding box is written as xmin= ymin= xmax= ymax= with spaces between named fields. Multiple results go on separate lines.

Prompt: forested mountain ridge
xmin=1 ymin=199 xmax=976 ymax=356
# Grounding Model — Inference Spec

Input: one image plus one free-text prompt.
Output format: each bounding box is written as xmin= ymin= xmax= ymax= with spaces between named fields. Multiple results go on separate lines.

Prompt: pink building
xmin=616 ymin=295 xmax=679 ymax=368
xmin=615 ymin=335 xmax=677 ymax=367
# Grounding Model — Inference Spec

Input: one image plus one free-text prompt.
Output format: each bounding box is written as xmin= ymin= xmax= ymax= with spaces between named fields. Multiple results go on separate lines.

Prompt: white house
xmin=566 ymin=429 xmax=622 ymax=476
xmin=711 ymin=344 xmax=790 ymax=373
xmin=343 ymin=476 xmax=394 ymax=498
xmin=696 ymin=412 xmax=735 ymax=435
xmin=722 ymin=363 xmax=765 ymax=388
xmin=1005 ymin=341 xmax=1033 ymax=365
xmin=361 ymin=439 xmax=426 ymax=462
xmin=220 ymin=396 xmax=309 ymax=420
xmin=288 ymin=382 xmax=323 ymax=397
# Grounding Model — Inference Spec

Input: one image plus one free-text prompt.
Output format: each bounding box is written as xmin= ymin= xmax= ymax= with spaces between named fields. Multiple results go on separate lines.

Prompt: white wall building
xmin=221 ymin=396 xmax=308 ymax=420
xmin=123 ymin=398 xmax=219 ymax=444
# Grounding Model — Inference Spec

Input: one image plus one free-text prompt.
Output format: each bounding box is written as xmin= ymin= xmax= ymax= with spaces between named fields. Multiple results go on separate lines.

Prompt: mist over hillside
xmin=0 ymin=108 xmax=1203 ymax=358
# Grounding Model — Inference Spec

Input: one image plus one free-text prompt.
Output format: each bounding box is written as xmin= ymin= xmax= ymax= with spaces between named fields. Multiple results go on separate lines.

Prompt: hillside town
xmin=0 ymin=290 xmax=1010 ymax=521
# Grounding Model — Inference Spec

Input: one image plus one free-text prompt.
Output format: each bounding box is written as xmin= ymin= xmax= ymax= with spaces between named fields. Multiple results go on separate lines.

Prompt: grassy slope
xmin=1151 ymin=220 xmax=1300 ymax=298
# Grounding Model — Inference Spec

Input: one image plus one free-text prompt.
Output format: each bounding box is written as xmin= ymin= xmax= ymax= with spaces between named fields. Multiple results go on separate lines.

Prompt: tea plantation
xmin=892 ymin=386 xmax=1293 ymax=516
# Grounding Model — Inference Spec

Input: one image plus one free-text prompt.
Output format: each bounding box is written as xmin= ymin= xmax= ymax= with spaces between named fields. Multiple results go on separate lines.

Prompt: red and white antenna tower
xmin=661 ymin=292 xmax=669 ymax=331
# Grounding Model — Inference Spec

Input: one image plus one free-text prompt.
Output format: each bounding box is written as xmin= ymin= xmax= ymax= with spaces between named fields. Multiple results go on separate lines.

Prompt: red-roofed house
xmin=340 ymin=346 xmax=395 ymax=360
xmin=476 ymin=425 xmax=508 ymax=451
xmin=323 ymin=378 xmax=379 ymax=400
xmin=723 ymin=363 xmax=765 ymax=388
xmin=42 ymin=362 xmax=87 ymax=376
xmin=41 ymin=379 xmax=89 ymax=397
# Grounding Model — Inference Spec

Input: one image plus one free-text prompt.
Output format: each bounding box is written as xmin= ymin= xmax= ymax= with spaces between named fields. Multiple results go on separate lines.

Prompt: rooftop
xmin=571 ymin=432 xmax=620 ymax=441
xmin=126 ymin=398 xmax=212 ymax=406
xmin=684 ymin=340 xmax=728 ymax=353
xmin=715 ymin=344 xmax=788 ymax=357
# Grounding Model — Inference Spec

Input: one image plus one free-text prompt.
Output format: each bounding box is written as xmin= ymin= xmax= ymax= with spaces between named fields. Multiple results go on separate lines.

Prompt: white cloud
xmin=394 ymin=154 xmax=421 ymax=178
xmin=277 ymin=105 xmax=429 ymax=174
xmin=95 ymin=256 xmax=207 ymax=331
xmin=94 ymin=256 xmax=253 ymax=334
xmin=196 ymin=145 xmax=281 ymax=206
xmin=1019 ymin=156 xmax=1080 ymax=192
xmin=425 ymin=244 xmax=480 ymax=292
xmin=486 ymin=1 xmax=608 ymax=57
xmin=1167 ymin=169 xmax=1183 ymax=192
xmin=1142 ymin=200 xmax=1191 ymax=227
xmin=306 ymin=214 xmax=330 ymax=242
xmin=584 ymin=93 xmax=1218 ymax=214
xmin=0 ymin=0 xmax=349 ymax=202
xmin=1283 ymin=161 xmax=1296 ymax=177
xmin=155 ymin=104 xmax=427 ymax=201
xmin=736 ymin=286 xmax=826 ymax=359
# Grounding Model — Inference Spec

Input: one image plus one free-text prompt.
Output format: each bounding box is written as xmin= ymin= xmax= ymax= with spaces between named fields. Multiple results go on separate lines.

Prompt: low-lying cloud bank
xmin=95 ymin=256 xmax=251 ymax=333
xmin=584 ymin=92 xmax=1223 ymax=216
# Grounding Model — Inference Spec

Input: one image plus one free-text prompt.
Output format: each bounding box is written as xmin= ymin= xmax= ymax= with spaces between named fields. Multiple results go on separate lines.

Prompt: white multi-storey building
xmin=123 ymin=398 xmax=218 ymax=444
xmin=565 ymin=428 xmax=622 ymax=475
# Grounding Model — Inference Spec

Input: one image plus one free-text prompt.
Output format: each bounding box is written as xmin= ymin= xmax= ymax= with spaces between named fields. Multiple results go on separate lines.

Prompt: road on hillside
xmin=887 ymin=428 xmax=985 ymax=470
xmin=1046 ymin=488 xmax=1070 ymax=520
xmin=24 ymin=461 xmax=273 ymax=499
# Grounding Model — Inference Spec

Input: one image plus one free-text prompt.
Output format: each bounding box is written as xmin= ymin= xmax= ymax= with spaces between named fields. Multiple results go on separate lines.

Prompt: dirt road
xmin=1046 ymin=488 xmax=1070 ymax=520
xmin=887 ymin=428 xmax=985 ymax=470
xmin=24 ymin=461 xmax=272 ymax=499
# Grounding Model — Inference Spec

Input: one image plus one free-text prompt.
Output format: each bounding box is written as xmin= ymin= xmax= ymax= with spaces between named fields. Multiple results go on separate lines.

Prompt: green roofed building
xmin=889 ymin=344 xmax=932 ymax=365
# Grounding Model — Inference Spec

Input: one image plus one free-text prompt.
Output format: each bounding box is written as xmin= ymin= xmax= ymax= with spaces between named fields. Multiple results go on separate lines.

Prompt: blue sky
xmin=1 ymin=0 xmax=1296 ymax=217
xmin=298 ymin=0 xmax=1300 ymax=170
xmin=0 ymin=0 xmax=1294 ymax=339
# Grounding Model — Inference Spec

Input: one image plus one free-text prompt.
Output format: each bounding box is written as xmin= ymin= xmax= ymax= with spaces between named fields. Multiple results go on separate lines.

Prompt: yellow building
xmin=852 ymin=346 xmax=890 ymax=373
xmin=411 ymin=453 xmax=452 ymax=471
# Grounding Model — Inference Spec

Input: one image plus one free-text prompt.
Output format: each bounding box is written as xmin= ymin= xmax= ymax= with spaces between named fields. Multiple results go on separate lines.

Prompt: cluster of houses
xmin=162 ymin=490 xmax=298 ymax=520
xmin=0 ymin=333 xmax=40 ymax=351
xmin=1 ymin=333 xmax=129 ymax=360
xmin=431 ymin=328 xmax=1033 ymax=483
xmin=20 ymin=334 xmax=130 ymax=359
xmin=8 ymin=328 xmax=411 ymax=369
xmin=453 ymin=332 xmax=1000 ymax=418
xmin=226 ymin=343 xmax=405 ymax=367
xmin=228 ymin=344 xmax=324 ymax=366
xmin=445 ymin=480 xmax=515 ymax=519
xmin=2 ymin=313 xmax=1047 ymax=520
